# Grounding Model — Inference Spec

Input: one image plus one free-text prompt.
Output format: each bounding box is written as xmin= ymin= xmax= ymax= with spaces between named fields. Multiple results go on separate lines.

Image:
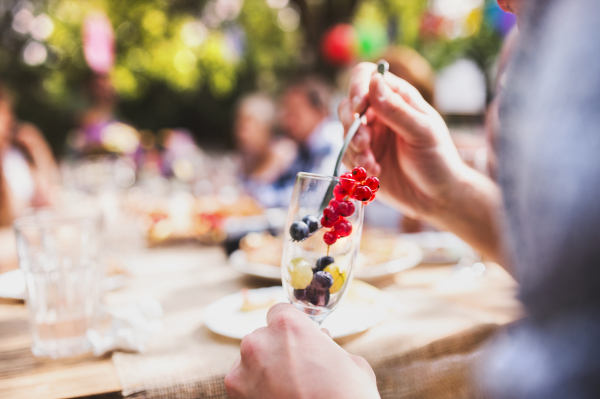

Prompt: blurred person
xmin=69 ymin=74 xmax=117 ymax=155
xmin=0 ymin=82 xmax=59 ymax=227
xmin=277 ymin=76 xmax=343 ymax=187
xmin=226 ymin=1 xmax=600 ymax=398
xmin=68 ymin=74 xmax=140 ymax=157
xmin=234 ymin=93 xmax=297 ymax=208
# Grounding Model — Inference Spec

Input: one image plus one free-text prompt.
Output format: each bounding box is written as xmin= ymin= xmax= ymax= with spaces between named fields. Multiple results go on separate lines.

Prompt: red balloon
xmin=321 ymin=24 xmax=357 ymax=66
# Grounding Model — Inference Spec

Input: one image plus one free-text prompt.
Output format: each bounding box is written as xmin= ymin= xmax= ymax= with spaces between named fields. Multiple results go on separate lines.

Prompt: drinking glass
xmin=281 ymin=172 xmax=364 ymax=325
xmin=14 ymin=210 xmax=103 ymax=358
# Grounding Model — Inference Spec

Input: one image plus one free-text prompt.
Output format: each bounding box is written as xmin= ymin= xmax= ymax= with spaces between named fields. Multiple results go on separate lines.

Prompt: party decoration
xmin=355 ymin=22 xmax=387 ymax=59
xmin=485 ymin=3 xmax=516 ymax=36
xmin=83 ymin=12 xmax=115 ymax=74
xmin=321 ymin=24 xmax=356 ymax=66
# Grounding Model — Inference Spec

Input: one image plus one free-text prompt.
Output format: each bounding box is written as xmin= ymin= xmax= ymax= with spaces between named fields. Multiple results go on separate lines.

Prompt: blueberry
xmin=302 ymin=215 xmax=319 ymax=233
xmin=313 ymin=271 xmax=334 ymax=290
xmin=294 ymin=289 xmax=307 ymax=301
xmin=289 ymin=221 xmax=309 ymax=241
xmin=307 ymin=286 xmax=330 ymax=306
xmin=315 ymin=256 xmax=334 ymax=272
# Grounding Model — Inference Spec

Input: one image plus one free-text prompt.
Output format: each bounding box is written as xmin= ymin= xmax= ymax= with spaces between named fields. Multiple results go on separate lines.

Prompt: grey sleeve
xmin=484 ymin=0 xmax=600 ymax=397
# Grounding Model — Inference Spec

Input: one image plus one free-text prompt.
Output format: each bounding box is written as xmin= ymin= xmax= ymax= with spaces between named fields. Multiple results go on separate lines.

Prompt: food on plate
xmin=240 ymin=288 xmax=277 ymax=311
xmin=138 ymin=194 xmax=263 ymax=245
xmin=239 ymin=232 xmax=282 ymax=266
xmin=356 ymin=229 xmax=410 ymax=269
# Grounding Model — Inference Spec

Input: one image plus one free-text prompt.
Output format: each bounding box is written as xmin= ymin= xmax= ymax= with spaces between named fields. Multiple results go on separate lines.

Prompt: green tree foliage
xmin=0 ymin=0 xmax=505 ymax=155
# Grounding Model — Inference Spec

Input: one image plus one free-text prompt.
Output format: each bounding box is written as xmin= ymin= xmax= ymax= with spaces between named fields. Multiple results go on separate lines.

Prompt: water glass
xmin=281 ymin=172 xmax=364 ymax=325
xmin=14 ymin=210 xmax=103 ymax=358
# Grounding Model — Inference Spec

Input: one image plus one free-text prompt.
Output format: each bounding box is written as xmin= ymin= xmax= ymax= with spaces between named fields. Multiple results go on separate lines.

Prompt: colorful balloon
xmin=83 ymin=12 xmax=115 ymax=73
xmin=355 ymin=22 xmax=387 ymax=59
xmin=485 ymin=3 xmax=516 ymax=36
xmin=321 ymin=24 xmax=357 ymax=66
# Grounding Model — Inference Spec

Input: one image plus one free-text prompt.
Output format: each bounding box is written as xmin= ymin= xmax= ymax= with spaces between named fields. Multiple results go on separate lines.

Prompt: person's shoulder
xmin=16 ymin=122 xmax=43 ymax=137
xmin=14 ymin=122 xmax=48 ymax=147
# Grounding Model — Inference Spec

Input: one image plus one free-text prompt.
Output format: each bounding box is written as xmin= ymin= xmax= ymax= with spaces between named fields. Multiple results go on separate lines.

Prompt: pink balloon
xmin=83 ymin=12 xmax=115 ymax=74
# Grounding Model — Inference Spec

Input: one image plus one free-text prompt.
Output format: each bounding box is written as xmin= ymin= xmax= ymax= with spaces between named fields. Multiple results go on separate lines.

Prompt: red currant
xmin=355 ymin=185 xmax=373 ymax=201
xmin=352 ymin=166 xmax=367 ymax=181
xmin=323 ymin=206 xmax=340 ymax=223
xmin=333 ymin=218 xmax=352 ymax=237
xmin=340 ymin=173 xmax=356 ymax=190
xmin=340 ymin=172 xmax=355 ymax=181
xmin=321 ymin=216 xmax=334 ymax=228
xmin=338 ymin=200 xmax=355 ymax=217
xmin=365 ymin=176 xmax=380 ymax=192
xmin=329 ymin=199 xmax=340 ymax=209
xmin=333 ymin=185 xmax=348 ymax=200
xmin=323 ymin=231 xmax=338 ymax=245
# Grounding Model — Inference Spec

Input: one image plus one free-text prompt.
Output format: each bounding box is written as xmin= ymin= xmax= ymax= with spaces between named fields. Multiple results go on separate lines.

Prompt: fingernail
xmin=352 ymin=96 xmax=362 ymax=112
xmin=375 ymin=76 xmax=388 ymax=102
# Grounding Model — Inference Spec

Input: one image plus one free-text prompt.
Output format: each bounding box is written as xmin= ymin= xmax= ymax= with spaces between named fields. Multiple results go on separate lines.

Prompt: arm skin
xmin=339 ymin=62 xmax=509 ymax=271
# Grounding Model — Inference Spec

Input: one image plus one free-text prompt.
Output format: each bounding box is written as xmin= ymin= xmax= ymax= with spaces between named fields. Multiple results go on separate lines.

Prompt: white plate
xmin=0 ymin=270 xmax=130 ymax=300
xmin=229 ymin=240 xmax=423 ymax=281
xmin=0 ymin=269 xmax=26 ymax=300
xmin=203 ymin=282 xmax=392 ymax=340
xmin=401 ymin=232 xmax=476 ymax=263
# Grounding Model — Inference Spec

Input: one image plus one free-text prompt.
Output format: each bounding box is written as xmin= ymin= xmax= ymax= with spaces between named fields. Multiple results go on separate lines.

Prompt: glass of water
xmin=14 ymin=210 xmax=103 ymax=358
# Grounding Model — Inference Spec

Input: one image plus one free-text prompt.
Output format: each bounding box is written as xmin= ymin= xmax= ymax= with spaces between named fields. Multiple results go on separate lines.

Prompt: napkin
xmin=87 ymin=299 xmax=163 ymax=356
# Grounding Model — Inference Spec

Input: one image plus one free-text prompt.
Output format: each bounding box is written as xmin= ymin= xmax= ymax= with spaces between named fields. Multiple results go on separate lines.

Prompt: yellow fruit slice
xmin=323 ymin=264 xmax=347 ymax=294
xmin=288 ymin=257 xmax=313 ymax=289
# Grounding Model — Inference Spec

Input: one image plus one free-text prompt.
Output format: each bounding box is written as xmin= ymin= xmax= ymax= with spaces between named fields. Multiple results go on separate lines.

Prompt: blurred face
xmin=280 ymin=89 xmax=325 ymax=144
xmin=235 ymin=109 xmax=271 ymax=157
xmin=90 ymin=75 xmax=117 ymax=106
xmin=0 ymin=100 xmax=14 ymax=147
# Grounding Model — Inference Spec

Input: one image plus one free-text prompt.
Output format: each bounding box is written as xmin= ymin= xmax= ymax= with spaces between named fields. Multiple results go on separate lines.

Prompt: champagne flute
xmin=281 ymin=172 xmax=364 ymax=325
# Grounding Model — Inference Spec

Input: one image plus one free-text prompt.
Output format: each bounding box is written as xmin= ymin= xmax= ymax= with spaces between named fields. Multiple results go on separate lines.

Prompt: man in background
xmin=275 ymin=76 xmax=343 ymax=197
xmin=234 ymin=92 xmax=297 ymax=208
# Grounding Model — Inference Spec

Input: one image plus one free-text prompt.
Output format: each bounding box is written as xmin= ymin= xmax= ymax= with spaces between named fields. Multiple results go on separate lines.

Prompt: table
xmin=0 ymin=246 xmax=522 ymax=399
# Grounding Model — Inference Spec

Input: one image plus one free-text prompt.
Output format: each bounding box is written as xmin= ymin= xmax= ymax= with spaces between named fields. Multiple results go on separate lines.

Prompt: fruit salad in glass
xmin=281 ymin=167 xmax=379 ymax=325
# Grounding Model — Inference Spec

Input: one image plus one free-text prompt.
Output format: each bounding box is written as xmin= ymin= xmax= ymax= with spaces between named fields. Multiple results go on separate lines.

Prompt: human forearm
xmin=425 ymin=165 xmax=509 ymax=270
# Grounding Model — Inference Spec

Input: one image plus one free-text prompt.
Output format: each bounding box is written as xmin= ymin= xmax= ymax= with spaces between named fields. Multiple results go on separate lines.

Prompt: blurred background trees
xmin=0 ymin=0 xmax=514 ymax=156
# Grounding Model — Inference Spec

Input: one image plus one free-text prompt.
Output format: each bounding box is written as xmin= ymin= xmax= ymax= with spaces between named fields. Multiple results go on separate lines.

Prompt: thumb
xmin=369 ymin=74 xmax=435 ymax=148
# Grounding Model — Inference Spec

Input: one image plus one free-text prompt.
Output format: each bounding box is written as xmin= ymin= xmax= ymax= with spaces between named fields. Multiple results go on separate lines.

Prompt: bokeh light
xmin=22 ymin=41 xmax=47 ymax=65
xmin=277 ymin=7 xmax=300 ymax=32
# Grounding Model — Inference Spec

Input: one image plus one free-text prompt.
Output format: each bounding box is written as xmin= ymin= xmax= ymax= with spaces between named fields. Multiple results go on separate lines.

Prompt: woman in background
xmin=0 ymin=83 xmax=59 ymax=226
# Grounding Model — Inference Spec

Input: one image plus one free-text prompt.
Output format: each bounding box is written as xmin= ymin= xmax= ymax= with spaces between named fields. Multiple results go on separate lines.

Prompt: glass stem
xmin=309 ymin=314 xmax=327 ymax=326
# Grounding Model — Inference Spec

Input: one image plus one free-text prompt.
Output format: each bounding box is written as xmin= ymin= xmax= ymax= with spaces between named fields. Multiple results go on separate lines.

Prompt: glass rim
xmin=13 ymin=209 xmax=101 ymax=231
xmin=297 ymin=172 xmax=342 ymax=182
